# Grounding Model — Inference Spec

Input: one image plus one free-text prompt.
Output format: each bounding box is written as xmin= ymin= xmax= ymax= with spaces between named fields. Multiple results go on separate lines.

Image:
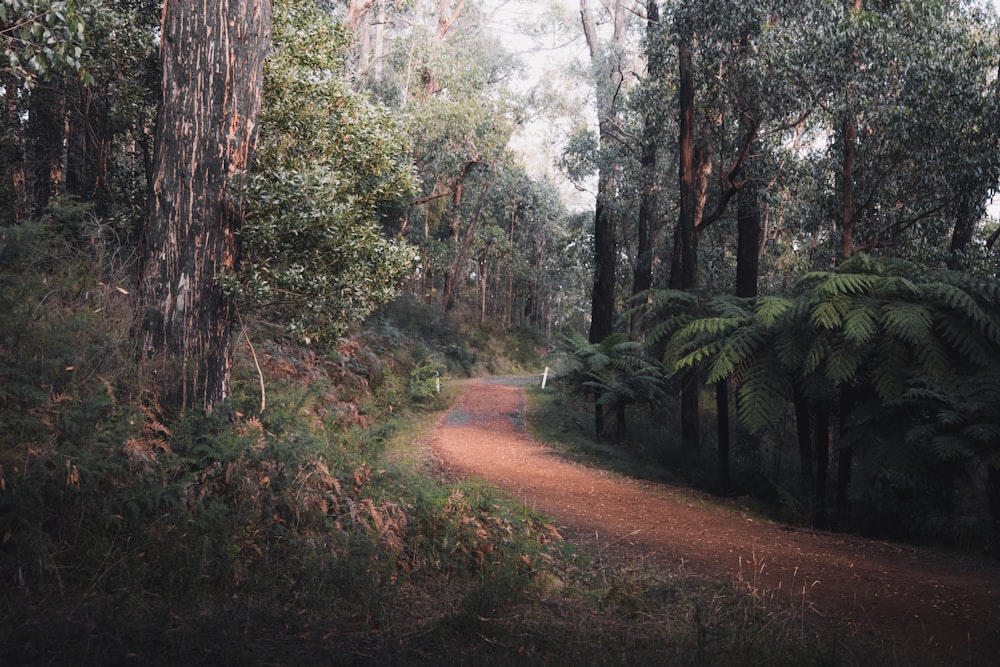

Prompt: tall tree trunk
xmin=677 ymin=43 xmax=698 ymax=293
xmin=676 ymin=39 xmax=701 ymax=453
xmin=735 ymin=183 xmax=761 ymax=299
xmin=716 ymin=379 xmax=730 ymax=494
xmin=138 ymin=0 xmax=271 ymax=413
xmin=715 ymin=178 xmax=762 ymax=492
xmin=589 ymin=189 xmax=617 ymax=343
xmin=629 ymin=0 xmax=664 ymax=338
xmin=948 ymin=180 xmax=980 ymax=260
xmin=987 ymin=466 xmax=1000 ymax=545
xmin=840 ymin=115 xmax=857 ymax=260
xmin=580 ymin=0 xmax=624 ymax=346
xmin=813 ymin=405 xmax=831 ymax=529
xmin=580 ymin=0 xmax=627 ymax=439
xmin=840 ymin=0 xmax=862 ymax=260
xmin=794 ymin=389 xmax=814 ymax=499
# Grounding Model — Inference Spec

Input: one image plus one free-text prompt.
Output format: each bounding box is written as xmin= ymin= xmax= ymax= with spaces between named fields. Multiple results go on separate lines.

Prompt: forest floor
xmin=429 ymin=377 xmax=1000 ymax=666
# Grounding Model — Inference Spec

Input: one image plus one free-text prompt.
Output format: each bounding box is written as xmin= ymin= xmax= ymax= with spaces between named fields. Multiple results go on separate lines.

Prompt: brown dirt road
xmin=430 ymin=377 xmax=1000 ymax=666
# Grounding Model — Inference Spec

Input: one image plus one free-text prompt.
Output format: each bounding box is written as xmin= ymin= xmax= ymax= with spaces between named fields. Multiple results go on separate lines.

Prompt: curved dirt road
xmin=431 ymin=377 xmax=1000 ymax=666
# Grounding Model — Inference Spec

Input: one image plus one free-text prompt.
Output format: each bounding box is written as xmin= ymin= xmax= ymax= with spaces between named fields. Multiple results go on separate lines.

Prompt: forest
xmin=2 ymin=0 xmax=1000 ymax=663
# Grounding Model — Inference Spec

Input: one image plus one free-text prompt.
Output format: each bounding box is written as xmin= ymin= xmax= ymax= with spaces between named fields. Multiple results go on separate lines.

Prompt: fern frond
xmin=874 ymin=275 xmax=920 ymax=299
xmin=842 ymin=302 xmax=878 ymax=346
xmin=705 ymin=294 xmax=753 ymax=320
xmin=824 ymin=341 xmax=862 ymax=386
xmin=802 ymin=338 xmax=831 ymax=377
xmin=925 ymin=434 xmax=974 ymax=462
xmin=810 ymin=295 xmax=850 ymax=330
xmin=753 ymin=296 xmax=795 ymax=328
xmin=872 ymin=336 xmax=911 ymax=401
xmin=736 ymin=361 xmax=792 ymax=433
xmin=914 ymin=332 xmax=950 ymax=378
xmin=707 ymin=328 xmax=765 ymax=385
xmin=934 ymin=314 xmax=992 ymax=366
xmin=880 ymin=302 xmax=932 ymax=346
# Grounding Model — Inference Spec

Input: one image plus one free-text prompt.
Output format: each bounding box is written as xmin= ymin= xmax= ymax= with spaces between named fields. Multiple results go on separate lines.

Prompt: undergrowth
xmin=1 ymin=215 xmax=839 ymax=665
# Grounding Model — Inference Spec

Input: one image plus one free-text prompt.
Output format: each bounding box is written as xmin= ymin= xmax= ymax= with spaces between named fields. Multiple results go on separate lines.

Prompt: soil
xmin=429 ymin=377 xmax=1000 ymax=666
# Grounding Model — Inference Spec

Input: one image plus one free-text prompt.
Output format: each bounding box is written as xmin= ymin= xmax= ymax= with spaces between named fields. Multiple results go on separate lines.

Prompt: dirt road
xmin=430 ymin=377 xmax=1000 ymax=666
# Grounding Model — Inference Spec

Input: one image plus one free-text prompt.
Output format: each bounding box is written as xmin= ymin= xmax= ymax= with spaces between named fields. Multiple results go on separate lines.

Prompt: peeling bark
xmin=138 ymin=0 xmax=271 ymax=412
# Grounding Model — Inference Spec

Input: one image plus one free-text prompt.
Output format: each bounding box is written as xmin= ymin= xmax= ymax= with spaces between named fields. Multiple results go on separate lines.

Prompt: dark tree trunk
xmin=718 ymin=179 xmax=762 ymax=491
xmin=677 ymin=40 xmax=700 ymax=453
xmin=987 ymin=466 xmax=1000 ymax=543
xmin=589 ymin=192 xmax=617 ymax=344
xmin=836 ymin=445 xmax=853 ymax=525
xmin=629 ymin=0 xmax=664 ymax=337
xmin=716 ymin=379 xmax=730 ymax=494
xmin=840 ymin=116 xmax=857 ymax=260
xmin=835 ymin=388 xmax=854 ymax=526
xmin=794 ymin=389 xmax=813 ymax=496
xmin=840 ymin=0 xmax=862 ymax=260
xmin=138 ymin=0 xmax=271 ymax=413
xmin=594 ymin=403 xmax=606 ymax=439
xmin=813 ymin=406 xmax=831 ymax=529
xmin=677 ymin=43 xmax=698 ymax=292
xmin=949 ymin=184 xmax=979 ymax=260
xmin=735 ymin=183 xmax=760 ymax=299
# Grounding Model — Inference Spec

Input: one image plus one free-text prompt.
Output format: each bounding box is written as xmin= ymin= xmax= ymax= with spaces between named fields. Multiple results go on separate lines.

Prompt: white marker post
xmin=541 ymin=367 xmax=549 ymax=389
xmin=435 ymin=371 xmax=441 ymax=393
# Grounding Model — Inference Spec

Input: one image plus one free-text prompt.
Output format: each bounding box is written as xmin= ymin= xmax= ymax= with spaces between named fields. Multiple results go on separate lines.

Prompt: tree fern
xmin=880 ymin=302 xmax=933 ymax=346
xmin=735 ymin=360 xmax=793 ymax=433
xmin=842 ymin=302 xmax=878 ymax=346
xmin=872 ymin=335 xmax=911 ymax=401
xmin=809 ymin=294 xmax=850 ymax=330
xmin=753 ymin=295 xmax=795 ymax=327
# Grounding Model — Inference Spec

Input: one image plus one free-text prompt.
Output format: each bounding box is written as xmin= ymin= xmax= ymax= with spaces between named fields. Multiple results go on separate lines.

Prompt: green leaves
xmin=1 ymin=0 xmax=90 ymax=85
xmin=234 ymin=0 xmax=419 ymax=343
xmin=652 ymin=255 xmax=1000 ymax=436
xmin=558 ymin=332 xmax=666 ymax=411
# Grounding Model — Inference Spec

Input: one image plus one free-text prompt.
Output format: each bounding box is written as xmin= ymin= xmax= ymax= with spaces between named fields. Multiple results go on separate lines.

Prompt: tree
xmin=232 ymin=0 xmax=418 ymax=344
xmin=1 ymin=0 xmax=91 ymax=219
xmin=560 ymin=332 xmax=666 ymax=440
xmin=137 ymin=0 xmax=271 ymax=412
xmin=795 ymin=0 xmax=1000 ymax=266
xmin=629 ymin=0 xmax=669 ymax=337
xmin=656 ymin=255 xmax=1000 ymax=531
xmin=579 ymin=0 xmax=632 ymax=345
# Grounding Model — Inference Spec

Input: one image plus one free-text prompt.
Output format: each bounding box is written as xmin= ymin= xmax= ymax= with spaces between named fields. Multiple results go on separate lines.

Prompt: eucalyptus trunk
xmin=138 ymin=0 xmax=271 ymax=412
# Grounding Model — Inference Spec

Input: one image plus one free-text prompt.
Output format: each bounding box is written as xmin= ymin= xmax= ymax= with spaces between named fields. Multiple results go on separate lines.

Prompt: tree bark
xmin=716 ymin=379 xmax=730 ymax=494
xmin=735 ymin=183 xmax=761 ymax=299
xmin=138 ymin=0 xmax=271 ymax=413
xmin=580 ymin=0 xmax=626 ymax=346
xmin=676 ymin=39 xmax=702 ymax=453
xmin=840 ymin=116 xmax=857 ymax=260
xmin=813 ymin=405 xmax=831 ymax=529
xmin=794 ymin=389 xmax=813 ymax=498
xmin=630 ymin=0 xmax=664 ymax=338
xmin=677 ymin=43 xmax=698 ymax=292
